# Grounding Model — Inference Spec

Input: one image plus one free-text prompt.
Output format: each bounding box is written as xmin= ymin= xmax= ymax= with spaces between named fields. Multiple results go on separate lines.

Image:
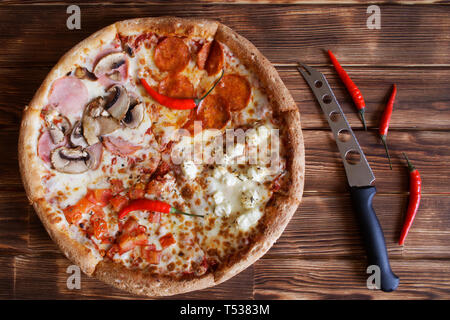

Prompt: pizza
xmin=18 ymin=17 xmax=305 ymax=296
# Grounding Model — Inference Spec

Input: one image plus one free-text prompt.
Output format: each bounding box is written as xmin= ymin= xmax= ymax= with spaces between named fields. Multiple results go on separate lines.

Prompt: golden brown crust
xmin=115 ymin=17 xmax=218 ymax=39
xmin=19 ymin=17 xmax=305 ymax=297
xmin=94 ymin=261 xmax=214 ymax=297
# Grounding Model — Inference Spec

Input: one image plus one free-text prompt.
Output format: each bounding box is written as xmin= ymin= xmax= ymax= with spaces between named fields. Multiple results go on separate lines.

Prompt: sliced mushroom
xmin=69 ymin=121 xmax=88 ymax=148
xmin=85 ymin=143 xmax=103 ymax=170
xmin=50 ymin=146 xmax=90 ymax=174
xmin=107 ymin=70 xmax=122 ymax=81
xmin=85 ymin=97 xmax=105 ymax=117
xmin=105 ymin=85 xmax=130 ymax=121
xmin=82 ymin=115 xmax=100 ymax=145
xmin=81 ymin=97 xmax=106 ymax=146
xmin=97 ymin=116 xmax=120 ymax=135
xmin=44 ymin=111 xmax=71 ymax=144
xmin=74 ymin=67 xmax=97 ymax=81
xmin=123 ymin=44 xmax=134 ymax=57
xmin=123 ymin=102 xmax=144 ymax=129
xmin=93 ymin=52 xmax=127 ymax=77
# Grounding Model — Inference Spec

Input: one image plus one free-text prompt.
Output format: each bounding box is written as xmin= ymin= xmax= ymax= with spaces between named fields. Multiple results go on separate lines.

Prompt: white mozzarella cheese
xmin=236 ymin=209 xmax=264 ymax=232
xmin=181 ymin=160 xmax=199 ymax=180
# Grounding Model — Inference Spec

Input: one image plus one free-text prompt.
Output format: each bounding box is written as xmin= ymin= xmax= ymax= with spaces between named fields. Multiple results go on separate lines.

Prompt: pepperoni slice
xmin=154 ymin=37 xmax=190 ymax=73
xmin=216 ymin=74 xmax=251 ymax=111
xmin=48 ymin=76 xmax=88 ymax=119
xmin=196 ymin=41 xmax=212 ymax=70
xmin=195 ymin=94 xmax=230 ymax=131
xmin=158 ymin=75 xmax=194 ymax=99
xmin=205 ymin=40 xmax=224 ymax=76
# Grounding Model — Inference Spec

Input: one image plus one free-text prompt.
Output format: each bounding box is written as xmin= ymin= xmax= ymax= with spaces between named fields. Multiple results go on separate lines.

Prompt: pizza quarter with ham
xmin=19 ymin=17 xmax=305 ymax=296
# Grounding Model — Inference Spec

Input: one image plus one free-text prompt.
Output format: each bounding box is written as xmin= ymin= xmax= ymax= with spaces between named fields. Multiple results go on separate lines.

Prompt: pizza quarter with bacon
xmin=19 ymin=17 xmax=304 ymax=296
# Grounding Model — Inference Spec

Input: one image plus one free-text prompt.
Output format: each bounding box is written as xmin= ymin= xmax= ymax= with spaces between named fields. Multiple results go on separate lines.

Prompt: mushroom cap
xmin=50 ymin=146 xmax=90 ymax=174
xmin=85 ymin=143 xmax=103 ymax=170
xmin=44 ymin=111 xmax=71 ymax=144
xmin=82 ymin=115 xmax=100 ymax=145
xmin=69 ymin=121 xmax=88 ymax=148
xmin=97 ymin=116 xmax=120 ymax=135
xmin=74 ymin=67 xmax=97 ymax=81
xmin=93 ymin=52 xmax=127 ymax=77
xmin=123 ymin=102 xmax=144 ymax=129
xmin=105 ymin=85 xmax=130 ymax=121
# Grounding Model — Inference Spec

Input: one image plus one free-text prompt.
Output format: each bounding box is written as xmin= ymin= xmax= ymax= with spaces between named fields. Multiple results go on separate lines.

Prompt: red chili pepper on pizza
xmin=140 ymin=69 xmax=224 ymax=110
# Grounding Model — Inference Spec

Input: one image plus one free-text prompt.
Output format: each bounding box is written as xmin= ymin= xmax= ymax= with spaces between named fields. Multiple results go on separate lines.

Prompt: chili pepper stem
xmin=359 ymin=109 xmax=367 ymax=131
xmin=380 ymin=134 xmax=392 ymax=170
xmin=402 ymin=152 xmax=415 ymax=172
xmin=170 ymin=207 xmax=204 ymax=218
xmin=194 ymin=69 xmax=224 ymax=105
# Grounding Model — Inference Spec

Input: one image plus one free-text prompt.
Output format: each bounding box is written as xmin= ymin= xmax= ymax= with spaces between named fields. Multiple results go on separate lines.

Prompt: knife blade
xmin=298 ymin=63 xmax=399 ymax=292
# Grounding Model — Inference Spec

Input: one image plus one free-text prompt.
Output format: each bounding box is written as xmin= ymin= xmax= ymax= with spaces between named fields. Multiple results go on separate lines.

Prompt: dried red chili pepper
xmin=379 ymin=84 xmax=397 ymax=170
xmin=399 ymin=153 xmax=421 ymax=245
xmin=140 ymin=70 xmax=224 ymax=110
xmin=328 ymin=50 xmax=367 ymax=130
xmin=118 ymin=199 xmax=204 ymax=220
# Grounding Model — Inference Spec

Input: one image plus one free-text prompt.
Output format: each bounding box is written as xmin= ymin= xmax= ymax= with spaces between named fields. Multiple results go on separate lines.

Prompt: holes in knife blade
xmin=337 ymin=129 xmax=351 ymax=142
xmin=314 ymin=80 xmax=323 ymax=88
xmin=329 ymin=111 xmax=340 ymax=122
xmin=322 ymin=94 xmax=332 ymax=104
xmin=345 ymin=150 xmax=361 ymax=165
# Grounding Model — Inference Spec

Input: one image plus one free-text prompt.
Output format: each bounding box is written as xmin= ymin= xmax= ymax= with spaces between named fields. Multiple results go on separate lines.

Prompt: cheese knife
xmin=297 ymin=63 xmax=399 ymax=292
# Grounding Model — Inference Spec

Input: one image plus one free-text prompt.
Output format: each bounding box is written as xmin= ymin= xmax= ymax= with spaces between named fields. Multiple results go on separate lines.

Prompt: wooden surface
xmin=1 ymin=1 xmax=450 ymax=300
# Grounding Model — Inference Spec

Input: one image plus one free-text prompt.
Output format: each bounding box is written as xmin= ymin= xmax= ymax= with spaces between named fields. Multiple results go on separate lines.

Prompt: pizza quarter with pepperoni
xmin=19 ymin=17 xmax=304 ymax=296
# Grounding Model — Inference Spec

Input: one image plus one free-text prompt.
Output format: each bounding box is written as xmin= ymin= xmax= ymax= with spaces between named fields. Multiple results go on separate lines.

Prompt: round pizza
xmin=19 ymin=17 xmax=305 ymax=296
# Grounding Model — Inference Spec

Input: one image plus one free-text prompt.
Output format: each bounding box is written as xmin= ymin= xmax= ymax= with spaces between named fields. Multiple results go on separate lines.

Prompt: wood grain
xmin=0 ymin=5 xmax=449 ymax=67
xmin=0 ymin=192 xmax=29 ymax=253
xmin=0 ymin=1 xmax=449 ymax=300
xmin=12 ymin=253 xmax=253 ymax=299
xmin=303 ymin=130 xmax=450 ymax=194
xmin=253 ymin=258 xmax=450 ymax=299
xmin=279 ymin=67 xmax=450 ymax=130
xmin=266 ymin=194 xmax=450 ymax=259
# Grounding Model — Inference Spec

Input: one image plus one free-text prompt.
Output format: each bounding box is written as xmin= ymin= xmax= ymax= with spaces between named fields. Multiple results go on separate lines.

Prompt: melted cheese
xmin=36 ymin=32 xmax=286 ymax=277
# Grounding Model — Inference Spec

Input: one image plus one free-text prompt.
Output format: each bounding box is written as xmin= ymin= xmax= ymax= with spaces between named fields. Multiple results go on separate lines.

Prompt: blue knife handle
xmin=350 ymin=186 xmax=399 ymax=292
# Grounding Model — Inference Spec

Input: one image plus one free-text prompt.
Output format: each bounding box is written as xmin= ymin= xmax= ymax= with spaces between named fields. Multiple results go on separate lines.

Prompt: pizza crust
xmin=19 ymin=17 xmax=305 ymax=296
xmin=94 ymin=260 xmax=215 ymax=297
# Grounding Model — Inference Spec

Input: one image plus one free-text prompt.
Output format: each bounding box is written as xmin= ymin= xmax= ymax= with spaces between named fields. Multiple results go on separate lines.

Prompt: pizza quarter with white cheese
xmin=19 ymin=17 xmax=305 ymax=296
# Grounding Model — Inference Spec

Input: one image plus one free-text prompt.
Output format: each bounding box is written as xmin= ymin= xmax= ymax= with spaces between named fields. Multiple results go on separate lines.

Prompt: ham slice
xmin=102 ymin=136 xmax=141 ymax=156
xmin=97 ymin=62 xmax=129 ymax=88
xmin=37 ymin=130 xmax=66 ymax=164
xmin=48 ymin=76 xmax=88 ymax=119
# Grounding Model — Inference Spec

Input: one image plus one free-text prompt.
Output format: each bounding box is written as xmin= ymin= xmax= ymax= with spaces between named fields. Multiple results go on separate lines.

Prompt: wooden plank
xmin=2 ymin=65 xmax=450 ymax=130
xmin=0 ymin=256 xmax=15 ymax=298
xmin=0 ymin=192 xmax=29 ymax=253
xmin=0 ymin=5 xmax=448 ymax=67
xmin=1 ymin=1 xmax=446 ymax=5
xmin=266 ymin=194 xmax=450 ymax=259
xmin=303 ymin=130 xmax=450 ymax=194
xmin=279 ymin=67 xmax=450 ymax=130
xmin=0 ymin=129 xmax=25 ymax=191
xmin=13 ymin=253 xmax=253 ymax=299
xmin=253 ymin=258 xmax=450 ymax=299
